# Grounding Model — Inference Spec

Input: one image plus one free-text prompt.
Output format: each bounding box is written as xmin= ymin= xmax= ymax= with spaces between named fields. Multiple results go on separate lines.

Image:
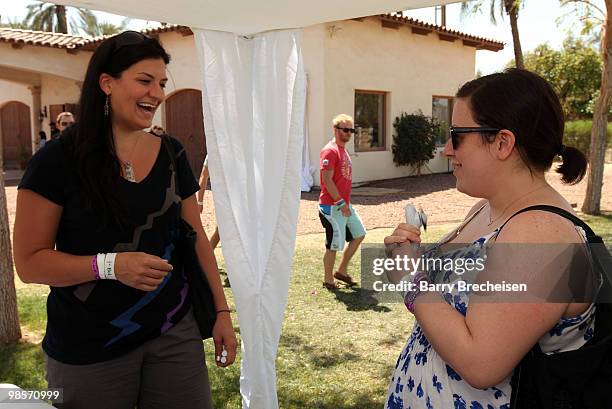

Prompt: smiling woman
xmin=12 ymin=31 xmax=236 ymax=409
xmin=383 ymin=69 xmax=596 ymax=409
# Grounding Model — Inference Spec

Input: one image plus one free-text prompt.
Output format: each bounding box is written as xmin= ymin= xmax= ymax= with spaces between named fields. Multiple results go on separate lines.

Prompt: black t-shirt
xmin=18 ymin=135 xmax=200 ymax=364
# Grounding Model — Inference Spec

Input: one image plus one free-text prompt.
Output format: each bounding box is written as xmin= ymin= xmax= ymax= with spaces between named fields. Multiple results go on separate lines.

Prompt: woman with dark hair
xmin=384 ymin=69 xmax=597 ymax=408
xmin=13 ymin=31 xmax=236 ymax=409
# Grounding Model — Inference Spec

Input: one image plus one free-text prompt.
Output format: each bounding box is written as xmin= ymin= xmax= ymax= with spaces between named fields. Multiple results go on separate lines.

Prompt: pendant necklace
xmin=121 ymin=134 xmax=141 ymax=182
xmin=443 ymin=183 xmax=549 ymax=245
xmin=487 ymin=184 xmax=548 ymax=226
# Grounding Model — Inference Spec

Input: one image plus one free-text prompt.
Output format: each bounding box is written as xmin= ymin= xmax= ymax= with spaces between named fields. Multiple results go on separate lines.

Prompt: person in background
xmin=318 ymin=113 xmax=366 ymax=290
xmin=49 ymin=121 xmax=60 ymax=140
xmin=56 ymin=111 xmax=75 ymax=133
xmin=37 ymin=131 xmax=47 ymax=151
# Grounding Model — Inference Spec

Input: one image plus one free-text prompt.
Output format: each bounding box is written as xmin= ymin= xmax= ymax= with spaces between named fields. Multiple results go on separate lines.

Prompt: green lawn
xmin=2 ymin=213 xmax=611 ymax=408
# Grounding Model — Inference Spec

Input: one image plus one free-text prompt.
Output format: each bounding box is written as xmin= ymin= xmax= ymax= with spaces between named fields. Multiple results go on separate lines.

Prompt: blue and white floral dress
xmin=385 ymin=227 xmax=596 ymax=409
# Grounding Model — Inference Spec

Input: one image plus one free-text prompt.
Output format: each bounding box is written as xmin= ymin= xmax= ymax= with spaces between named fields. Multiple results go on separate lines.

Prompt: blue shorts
xmin=318 ymin=204 xmax=366 ymax=251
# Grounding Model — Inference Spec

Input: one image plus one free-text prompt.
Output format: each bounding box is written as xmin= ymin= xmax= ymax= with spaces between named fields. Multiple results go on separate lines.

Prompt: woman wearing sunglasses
xmin=13 ymin=31 xmax=236 ymax=409
xmin=384 ymin=69 xmax=596 ymax=408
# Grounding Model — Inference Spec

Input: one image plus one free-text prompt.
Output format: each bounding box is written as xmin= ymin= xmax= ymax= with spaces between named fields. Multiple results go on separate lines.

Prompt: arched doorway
xmin=0 ymin=101 xmax=32 ymax=169
xmin=164 ymin=89 xmax=206 ymax=177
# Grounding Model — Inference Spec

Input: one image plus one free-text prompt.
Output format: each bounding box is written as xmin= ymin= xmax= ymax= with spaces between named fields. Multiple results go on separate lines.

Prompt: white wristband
xmin=102 ymin=252 xmax=117 ymax=280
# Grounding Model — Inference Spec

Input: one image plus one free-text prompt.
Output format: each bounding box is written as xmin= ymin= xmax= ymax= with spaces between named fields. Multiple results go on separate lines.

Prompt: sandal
xmin=322 ymin=281 xmax=340 ymax=290
xmin=334 ymin=271 xmax=358 ymax=287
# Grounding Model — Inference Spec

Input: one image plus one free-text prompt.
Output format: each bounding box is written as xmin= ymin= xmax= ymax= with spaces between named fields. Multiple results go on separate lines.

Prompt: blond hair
xmin=332 ymin=114 xmax=353 ymax=127
xmin=56 ymin=112 xmax=74 ymax=123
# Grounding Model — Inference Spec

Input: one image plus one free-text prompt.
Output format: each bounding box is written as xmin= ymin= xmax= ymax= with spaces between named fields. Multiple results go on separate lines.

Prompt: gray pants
xmin=46 ymin=310 xmax=213 ymax=409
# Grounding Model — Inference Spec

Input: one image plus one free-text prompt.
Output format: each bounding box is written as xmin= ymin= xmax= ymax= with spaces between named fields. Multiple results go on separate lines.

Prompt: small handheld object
xmin=405 ymin=204 xmax=427 ymax=231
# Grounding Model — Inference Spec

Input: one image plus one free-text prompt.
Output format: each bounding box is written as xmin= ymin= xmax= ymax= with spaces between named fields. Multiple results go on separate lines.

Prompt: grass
xmin=1 ymin=214 xmax=611 ymax=408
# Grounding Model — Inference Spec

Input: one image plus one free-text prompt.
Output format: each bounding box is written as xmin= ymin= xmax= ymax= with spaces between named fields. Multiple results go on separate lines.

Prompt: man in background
xmin=318 ymin=114 xmax=366 ymax=290
xmin=56 ymin=112 xmax=75 ymax=136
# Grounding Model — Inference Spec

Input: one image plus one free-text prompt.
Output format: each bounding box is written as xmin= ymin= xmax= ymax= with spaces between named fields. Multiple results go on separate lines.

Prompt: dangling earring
xmin=104 ymin=94 xmax=110 ymax=116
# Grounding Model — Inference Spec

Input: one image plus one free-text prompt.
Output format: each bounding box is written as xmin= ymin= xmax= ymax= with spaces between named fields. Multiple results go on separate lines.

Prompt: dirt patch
xmin=5 ymin=165 xmax=610 ymax=238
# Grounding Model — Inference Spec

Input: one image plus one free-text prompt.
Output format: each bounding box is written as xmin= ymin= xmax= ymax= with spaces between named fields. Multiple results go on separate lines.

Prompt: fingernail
xmin=221 ymin=350 xmax=228 ymax=357
xmin=220 ymin=356 xmax=227 ymax=364
xmin=216 ymin=355 xmax=221 ymax=362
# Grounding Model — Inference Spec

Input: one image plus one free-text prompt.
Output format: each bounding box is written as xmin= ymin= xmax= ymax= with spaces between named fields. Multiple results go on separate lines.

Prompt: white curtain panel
xmin=301 ymin=77 xmax=314 ymax=192
xmin=194 ymin=29 xmax=306 ymax=409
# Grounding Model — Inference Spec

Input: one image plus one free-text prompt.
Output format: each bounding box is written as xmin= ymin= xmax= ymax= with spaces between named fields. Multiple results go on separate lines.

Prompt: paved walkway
xmin=4 ymin=165 xmax=611 ymax=237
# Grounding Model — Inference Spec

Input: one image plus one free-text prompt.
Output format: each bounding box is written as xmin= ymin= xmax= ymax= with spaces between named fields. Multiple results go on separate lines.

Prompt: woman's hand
xmin=212 ymin=311 xmax=238 ymax=367
xmin=114 ymin=252 xmax=173 ymax=291
xmin=384 ymin=223 xmax=422 ymax=246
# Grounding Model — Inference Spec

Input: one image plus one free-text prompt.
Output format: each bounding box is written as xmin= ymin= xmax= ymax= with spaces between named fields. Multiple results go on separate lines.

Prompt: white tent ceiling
xmin=52 ymin=0 xmax=461 ymax=35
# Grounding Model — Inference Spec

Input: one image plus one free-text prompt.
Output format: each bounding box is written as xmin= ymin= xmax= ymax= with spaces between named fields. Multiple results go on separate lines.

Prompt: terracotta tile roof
xmin=0 ymin=27 xmax=86 ymax=50
xmin=377 ymin=13 xmax=504 ymax=51
xmin=79 ymin=24 xmax=193 ymax=50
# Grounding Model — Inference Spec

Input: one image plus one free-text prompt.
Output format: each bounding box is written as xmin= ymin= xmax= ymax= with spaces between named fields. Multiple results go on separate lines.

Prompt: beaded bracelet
xmin=404 ymin=271 xmax=430 ymax=313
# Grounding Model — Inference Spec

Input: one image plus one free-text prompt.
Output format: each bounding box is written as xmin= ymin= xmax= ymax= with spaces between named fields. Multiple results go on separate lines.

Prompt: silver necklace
xmin=443 ymin=184 xmax=548 ymax=244
xmin=120 ymin=134 xmax=141 ymax=182
xmin=487 ymin=184 xmax=548 ymax=226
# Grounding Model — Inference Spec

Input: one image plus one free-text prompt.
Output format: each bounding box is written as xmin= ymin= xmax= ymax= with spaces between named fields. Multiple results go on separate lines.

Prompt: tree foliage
xmin=461 ymin=0 xmax=525 ymax=68
xmin=0 ymin=15 xmax=32 ymax=29
xmin=511 ymin=36 xmax=602 ymax=119
xmin=559 ymin=0 xmax=611 ymax=215
xmin=24 ymin=2 xmax=98 ymax=35
xmin=81 ymin=18 xmax=129 ymax=37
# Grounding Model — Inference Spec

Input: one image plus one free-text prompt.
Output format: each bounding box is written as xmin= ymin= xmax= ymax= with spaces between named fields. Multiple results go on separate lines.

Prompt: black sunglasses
xmin=111 ymin=31 xmax=149 ymax=56
xmin=335 ymin=126 xmax=355 ymax=134
xmin=448 ymin=126 xmax=500 ymax=150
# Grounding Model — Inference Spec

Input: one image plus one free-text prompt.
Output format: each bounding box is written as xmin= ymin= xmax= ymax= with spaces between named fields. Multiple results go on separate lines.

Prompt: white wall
xmin=156 ymin=31 xmax=205 ymax=128
xmin=0 ymin=80 xmax=32 ymax=107
xmin=302 ymin=25 xmax=327 ymax=187
xmin=305 ymin=17 xmax=477 ymax=185
xmin=0 ymin=42 xmax=90 ymax=81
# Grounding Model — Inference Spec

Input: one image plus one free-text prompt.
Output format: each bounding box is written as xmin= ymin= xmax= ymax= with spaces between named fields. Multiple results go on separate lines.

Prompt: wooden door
xmin=50 ymin=103 xmax=78 ymax=124
xmin=0 ymin=101 xmax=32 ymax=169
xmin=164 ymin=89 xmax=206 ymax=177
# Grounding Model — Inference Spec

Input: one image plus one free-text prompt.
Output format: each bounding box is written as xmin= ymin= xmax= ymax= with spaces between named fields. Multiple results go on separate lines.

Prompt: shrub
xmin=564 ymin=120 xmax=612 ymax=156
xmin=392 ymin=111 xmax=438 ymax=174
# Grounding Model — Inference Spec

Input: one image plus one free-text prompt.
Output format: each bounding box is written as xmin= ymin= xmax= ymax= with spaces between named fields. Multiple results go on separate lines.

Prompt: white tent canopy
xmin=52 ymin=0 xmax=460 ymax=35
xmin=49 ymin=1 xmax=461 ymax=408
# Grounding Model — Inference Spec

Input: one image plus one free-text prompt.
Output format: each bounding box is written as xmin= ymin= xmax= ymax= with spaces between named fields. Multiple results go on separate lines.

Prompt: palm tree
xmin=462 ymin=0 xmax=525 ymax=69
xmin=0 ymin=15 xmax=33 ymax=30
xmin=24 ymin=2 xmax=97 ymax=35
xmin=82 ymin=17 xmax=130 ymax=37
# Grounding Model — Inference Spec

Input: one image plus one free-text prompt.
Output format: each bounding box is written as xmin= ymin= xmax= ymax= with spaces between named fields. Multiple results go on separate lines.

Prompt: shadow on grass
xmin=0 ymin=340 xmax=46 ymax=389
xmin=280 ymin=334 xmax=360 ymax=369
xmin=330 ymin=287 xmax=391 ymax=313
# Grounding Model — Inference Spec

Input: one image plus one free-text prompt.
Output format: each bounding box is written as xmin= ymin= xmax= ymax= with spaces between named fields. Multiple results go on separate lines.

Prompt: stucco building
xmin=0 ymin=13 xmax=502 ymax=181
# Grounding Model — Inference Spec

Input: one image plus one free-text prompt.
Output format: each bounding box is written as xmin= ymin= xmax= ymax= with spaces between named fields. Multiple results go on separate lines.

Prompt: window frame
xmin=432 ymin=95 xmax=454 ymax=146
xmin=354 ymin=89 xmax=388 ymax=152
